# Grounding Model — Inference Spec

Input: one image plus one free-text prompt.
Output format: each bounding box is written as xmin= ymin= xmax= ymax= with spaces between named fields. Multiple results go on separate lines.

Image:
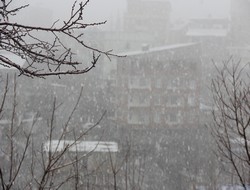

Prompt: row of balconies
xmin=127 ymin=94 xmax=197 ymax=108
xmin=127 ymin=111 xmax=199 ymax=126
xmin=127 ymin=111 xmax=182 ymax=125
xmin=127 ymin=77 xmax=197 ymax=90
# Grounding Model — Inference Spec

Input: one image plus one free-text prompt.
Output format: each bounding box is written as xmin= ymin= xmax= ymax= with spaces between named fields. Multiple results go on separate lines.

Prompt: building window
xmin=128 ymin=110 xmax=150 ymax=125
xmin=129 ymin=77 xmax=139 ymax=87
xmin=166 ymin=95 xmax=180 ymax=107
xmin=129 ymin=77 xmax=150 ymax=89
xmin=139 ymin=78 xmax=146 ymax=86
xmin=155 ymin=78 xmax=162 ymax=88
xmin=189 ymin=80 xmax=196 ymax=89
xmin=154 ymin=95 xmax=161 ymax=106
xmin=154 ymin=112 xmax=161 ymax=123
xmin=188 ymin=95 xmax=196 ymax=106
xmin=166 ymin=111 xmax=180 ymax=124
xmin=129 ymin=93 xmax=150 ymax=107
xmin=169 ymin=112 xmax=177 ymax=123
xmin=167 ymin=78 xmax=180 ymax=89
xmin=170 ymin=96 xmax=178 ymax=105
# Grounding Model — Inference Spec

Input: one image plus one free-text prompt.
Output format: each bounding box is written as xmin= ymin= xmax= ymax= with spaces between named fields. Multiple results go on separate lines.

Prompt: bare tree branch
xmin=211 ymin=58 xmax=250 ymax=189
xmin=0 ymin=0 xmax=123 ymax=78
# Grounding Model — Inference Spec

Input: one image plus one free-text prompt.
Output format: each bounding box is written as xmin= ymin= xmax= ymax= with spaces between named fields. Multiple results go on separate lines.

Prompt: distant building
xmin=229 ymin=0 xmax=250 ymax=61
xmin=114 ymin=42 xmax=203 ymax=189
xmin=43 ymin=140 xmax=118 ymax=153
xmin=42 ymin=139 xmax=119 ymax=190
xmin=184 ymin=17 xmax=231 ymax=107
xmin=123 ymin=0 xmax=171 ymax=48
xmin=230 ymin=0 xmax=250 ymax=46
xmin=116 ymin=42 xmax=201 ymax=130
xmin=186 ymin=18 xmax=230 ymax=60
xmin=168 ymin=21 xmax=189 ymax=44
xmin=84 ymin=0 xmax=171 ymax=53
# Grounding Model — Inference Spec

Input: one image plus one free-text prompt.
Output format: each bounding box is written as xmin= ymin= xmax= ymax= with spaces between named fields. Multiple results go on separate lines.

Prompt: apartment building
xmin=116 ymin=42 xmax=201 ymax=130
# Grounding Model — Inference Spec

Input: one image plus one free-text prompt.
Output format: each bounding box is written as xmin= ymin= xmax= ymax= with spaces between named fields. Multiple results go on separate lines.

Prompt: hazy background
xmin=14 ymin=0 xmax=231 ymax=26
xmin=2 ymin=0 xmax=249 ymax=189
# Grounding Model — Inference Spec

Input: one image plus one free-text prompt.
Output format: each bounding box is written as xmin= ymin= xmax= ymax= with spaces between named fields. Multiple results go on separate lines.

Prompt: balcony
xmin=128 ymin=77 xmax=151 ymax=89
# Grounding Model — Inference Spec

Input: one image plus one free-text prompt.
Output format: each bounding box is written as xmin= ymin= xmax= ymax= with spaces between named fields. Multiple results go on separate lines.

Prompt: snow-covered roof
xmin=0 ymin=51 xmax=26 ymax=69
xmin=119 ymin=42 xmax=198 ymax=57
xmin=186 ymin=28 xmax=228 ymax=37
xmin=43 ymin=140 xmax=118 ymax=153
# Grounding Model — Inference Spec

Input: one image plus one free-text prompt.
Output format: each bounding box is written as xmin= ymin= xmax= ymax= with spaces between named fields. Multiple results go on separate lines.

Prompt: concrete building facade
xmin=116 ymin=43 xmax=201 ymax=130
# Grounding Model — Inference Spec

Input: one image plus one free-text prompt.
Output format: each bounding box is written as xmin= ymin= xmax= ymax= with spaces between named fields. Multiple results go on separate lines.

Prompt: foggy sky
xmin=14 ymin=0 xmax=231 ymax=26
xmin=42 ymin=0 xmax=230 ymax=21
xmin=32 ymin=0 xmax=127 ymax=22
xmin=171 ymin=0 xmax=230 ymax=20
